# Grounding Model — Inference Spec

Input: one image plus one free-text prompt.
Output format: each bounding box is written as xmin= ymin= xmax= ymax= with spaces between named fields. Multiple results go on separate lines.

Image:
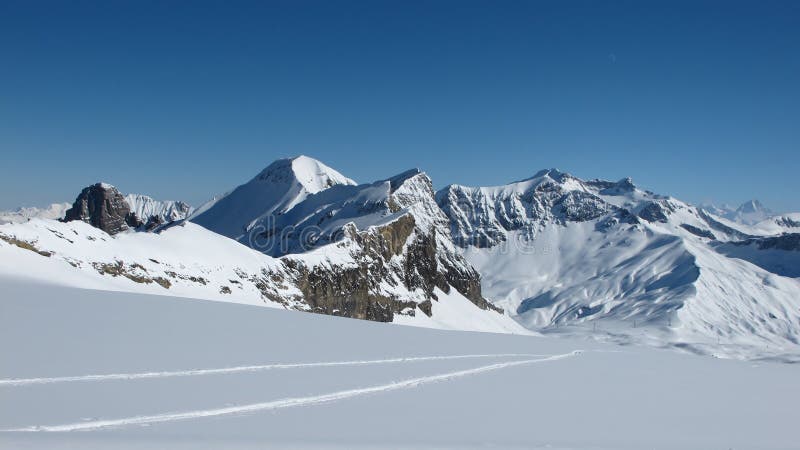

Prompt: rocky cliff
xmin=63 ymin=183 xmax=139 ymax=235
xmin=63 ymin=183 xmax=193 ymax=234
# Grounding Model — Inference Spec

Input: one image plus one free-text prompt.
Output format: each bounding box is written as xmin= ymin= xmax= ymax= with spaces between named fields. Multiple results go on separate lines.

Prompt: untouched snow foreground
xmin=1 ymin=280 xmax=798 ymax=450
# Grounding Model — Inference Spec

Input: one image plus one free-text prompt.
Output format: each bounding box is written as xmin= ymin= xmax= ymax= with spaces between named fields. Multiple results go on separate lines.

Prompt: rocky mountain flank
xmin=50 ymin=159 xmax=500 ymax=325
xmin=5 ymin=157 xmax=800 ymax=356
xmin=194 ymin=160 xmax=500 ymax=322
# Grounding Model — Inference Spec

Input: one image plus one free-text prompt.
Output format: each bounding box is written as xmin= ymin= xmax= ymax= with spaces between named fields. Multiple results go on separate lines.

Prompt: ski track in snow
xmin=0 ymin=353 xmax=552 ymax=387
xmin=4 ymin=351 xmax=581 ymax=432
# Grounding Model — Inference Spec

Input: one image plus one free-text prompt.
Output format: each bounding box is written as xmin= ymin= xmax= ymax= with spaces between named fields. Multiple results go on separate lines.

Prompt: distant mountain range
xmin=1 ymin=156 xmax=798 ymax=361
xmin=701 ymin=199 xmax=775 ymax=225
xmin=0 ymin=203 xmax=71 ymax=225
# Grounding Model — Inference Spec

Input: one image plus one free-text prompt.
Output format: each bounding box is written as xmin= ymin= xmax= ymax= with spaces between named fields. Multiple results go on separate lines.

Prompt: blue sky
xmin=1 ymin=0 xmax=798 ymax=211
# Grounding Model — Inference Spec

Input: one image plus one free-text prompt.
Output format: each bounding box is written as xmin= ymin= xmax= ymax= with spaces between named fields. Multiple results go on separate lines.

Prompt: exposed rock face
xmin=63 ymin=183 xmax=138 ymax=235
xmin=734 ymin=233 xmax=800 ymax=251
xmin=775 ymin=217 xmax=800 ymax=228
xmin=637 ymin=201 xmax=673 ymax=223
xmin=277 ymin=211 xmax=497 ymax=322
xmin=435 ymin=168 xmax=764 ymax=251
xmin=680 ymin=223 xmax=715 ymax=239
xmin=279 ymin=217 xmax=419 ymax=322
xmin=63 ymin=184 xmax=193 ymax=235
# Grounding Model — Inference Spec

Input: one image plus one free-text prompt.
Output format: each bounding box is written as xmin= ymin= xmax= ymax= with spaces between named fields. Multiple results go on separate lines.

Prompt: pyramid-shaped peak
xmin=253 ymin=155 xmax=356 ymax=193
xmin=518 ymin=168 xmax=572 ymax=183
xmin=736 ymin=199 xmax=769 ymax=214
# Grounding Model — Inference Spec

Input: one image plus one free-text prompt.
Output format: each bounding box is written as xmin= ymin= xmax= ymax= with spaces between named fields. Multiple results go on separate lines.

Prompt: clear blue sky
xmin=1 ymin=0 xmax=798 ymax=211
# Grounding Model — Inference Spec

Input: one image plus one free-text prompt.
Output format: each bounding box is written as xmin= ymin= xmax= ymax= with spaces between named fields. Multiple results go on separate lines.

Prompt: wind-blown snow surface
xmin=1 ymin=280 xmax=798 ymax=449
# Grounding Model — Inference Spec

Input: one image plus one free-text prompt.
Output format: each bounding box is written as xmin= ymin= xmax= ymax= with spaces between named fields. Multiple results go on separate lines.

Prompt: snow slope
xmin=438 ymin=169 xmax=800 ymax=360
xmin=1 ymin=280 xmax=797 ymax=449
xmin=0 ymin=218 xmax=522 ymax=334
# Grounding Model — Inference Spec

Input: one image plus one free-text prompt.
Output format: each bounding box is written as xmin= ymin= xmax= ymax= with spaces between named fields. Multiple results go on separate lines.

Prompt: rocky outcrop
xmin=680 ymin=223 xmax=715 ymax=239
xmin=636 ymin=201 xmax=674 ymax=223
xmin=63 ymin=184 xmax=193 ymax=235
xmin=63 ymin=183 xmax=138 ymax=235
xmin=733 ymin=233 xmax=800 ymax=251
xmin=775 ymin=217 xmax=800 ymax=228
xmin=278 ymin=212 xmax=497 ymax=322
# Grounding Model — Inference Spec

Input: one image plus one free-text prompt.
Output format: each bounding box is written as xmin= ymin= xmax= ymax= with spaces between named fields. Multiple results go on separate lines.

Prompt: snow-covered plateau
xmin=1 ymin=280 xmax=798 ymax=450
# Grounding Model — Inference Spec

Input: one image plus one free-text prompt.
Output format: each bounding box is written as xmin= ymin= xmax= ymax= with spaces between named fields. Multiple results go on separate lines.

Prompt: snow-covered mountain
xmin=0 ymin=159 xmax=521 ymax=333
xmin=700 ymin=200 xmax=800 ymax=237
xmin=725 ymin=199 xmax=775 ymax=225
xmin=125 ymin=194 xmax=193 ymax=225
xmin=1 ymin=158 xmax=798 ymax=360
xmin=191 ymin=155 xmax=356 ymax=240
xmin=699 ymin=201 xmax=735 ymax=218
xmin=700 ymin=199 xmax=775 ymax=225
xmin=192 ymin=158 xmax=504 ymax=324
xmin=436 ymin=169 xmax=800 ymax=359
xmin=0 ymin=202 xmax=70 ymax=224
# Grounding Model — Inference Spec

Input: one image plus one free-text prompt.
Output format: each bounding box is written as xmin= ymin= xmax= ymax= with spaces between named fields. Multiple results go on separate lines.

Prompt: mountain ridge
xmin=1 ymin=156 xmax=798 ymax=360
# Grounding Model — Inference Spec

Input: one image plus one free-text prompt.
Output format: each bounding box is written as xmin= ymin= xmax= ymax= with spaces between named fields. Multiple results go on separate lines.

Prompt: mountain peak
xmin=521 ymin=168 xmax=570 ymax=183
xmin=736 ymin=199 xmax=769 ymax=214
xmin=63 ymin=182 xmax=135 ymax=235
xmin=719 ymin=199 xmax=774 ymax=225
xmin=192 ymin=156 xmax=356 ymax=239
xmin=387 ymin=168 xmax=424 ymax=191
xmin=252 ymin=155 xmax=356 ymax=193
